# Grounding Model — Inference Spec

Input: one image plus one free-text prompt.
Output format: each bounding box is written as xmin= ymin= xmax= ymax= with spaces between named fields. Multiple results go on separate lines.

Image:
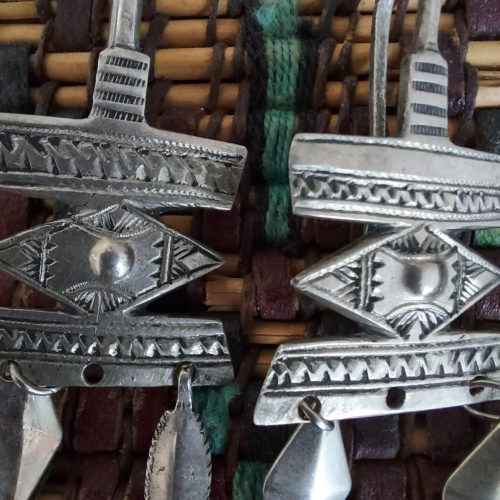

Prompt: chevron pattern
xmin=292 ymin=171 xmax=500 ymax=216
xmin=0 ymin=327 xmax=229 ymax=360
xmin=0 ymin=125 xmax=245 ymax=209
xmin=267 ymin=340 xmax=500 ymax=390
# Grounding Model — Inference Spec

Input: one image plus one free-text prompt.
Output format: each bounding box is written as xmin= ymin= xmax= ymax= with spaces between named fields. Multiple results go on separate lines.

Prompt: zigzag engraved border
xmin=264 ymin=334 xmax=500 ymax=393
xmin=291 ymin=171 xmax=500 ymax=219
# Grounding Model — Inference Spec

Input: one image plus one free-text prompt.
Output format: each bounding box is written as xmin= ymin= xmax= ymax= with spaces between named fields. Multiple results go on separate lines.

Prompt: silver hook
xmin=1 ymin=361 xmax=61 ymax=396
xmin=298 ymin=397 xmax=335 ymax=432
xmin=463 ymin=378 xmax=500 ymax=421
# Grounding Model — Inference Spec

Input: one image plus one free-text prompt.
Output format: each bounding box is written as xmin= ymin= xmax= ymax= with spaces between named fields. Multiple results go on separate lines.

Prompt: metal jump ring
xmin=298 ymin=398 xmax=335 ymax=431
xmin=1 ymin=361 xmax=61 ymax=396
xmin=463 ymin=377 xmax=500 ymax=421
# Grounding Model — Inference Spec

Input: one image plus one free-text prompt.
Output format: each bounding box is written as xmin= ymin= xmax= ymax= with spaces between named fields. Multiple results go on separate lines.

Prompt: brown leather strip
xmin=337 ymin=74 xmax=358 ymax=134
xmin=86 ymin=45 xmax=104 ymax=113
xmin=452 ymin=63 xmax=478 ymax=147
xmin=426 ymin=408 xmax=474 ymax=464
xmin=145 ymin=79 xmax=172 ymax=126
xmin=90 ymin=0 xmax=107 ymax=48
xmin=231 ymin=78 xmax=250 ymax=144
xmin=201 ymin=199 xmax=241 ymax=251
xmin=332 ymin=11 xmax=360 ymax=79
xmin=312 ymin=38 xmax=337 ymax=110
xmin=205 ymin=0 xmax=220 ymax=46
xmin=315 ymin=108 xmax=332 ymax=132
xmin=142 ymin=14 xmax=170 ymax=80
xmin=52 ymin=0 xmax=93 ymax=52
xmin=30 ymin=16 xmax=54 ymax=82
xmin=35 ymin=0 xmax=54 ymax=23
xmin=207 ymin=42 xmax=227 ymax=112
xmin=142 ymin=0 xmax=157 ymax=21
xmin=35 ymin=80 xmax=59 ymax=116
xmin=159 ymin=106 xmax=204 ymax=136
xmin=390 ymin=0 xmax=409 ymax=42
xmin=228 ymin=0 xmax=244 ymax=17
xmin=314 ymin=0 xmax=340 ymax=38
xmin=204 ymin=108 xmax=226 ymax=139
xmin=232 ymin=17 xmax=246 ymax=81
xmin=253 ymin=250 xmax=296 ymax=320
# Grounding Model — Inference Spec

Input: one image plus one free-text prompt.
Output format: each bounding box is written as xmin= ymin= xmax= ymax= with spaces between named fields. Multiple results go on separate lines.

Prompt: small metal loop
xmin=176 ymin=363 xmax=195 ymax=411
xmin=3 ymin=361 xmax=61 ymax=396
xmin=463 ymin=405 xmax=500 ymax=422
xmin=470 ymin=378 xmax=500 ymax=392
xmin=463 ymin=377 xmax=500 ymax=421
xmin=298 ymin=397 xmax=335 ymax=432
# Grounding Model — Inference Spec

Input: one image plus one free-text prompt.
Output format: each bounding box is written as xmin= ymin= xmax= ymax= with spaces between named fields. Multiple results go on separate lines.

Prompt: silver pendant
xmin=145 ymin=364 xmax=211 ymax=500
xmin=0 ymin=0 xmax=245 ymax=496
xmin=443 ymin=422 xmax=500 ymax=500
xmin=0 ymin=0 xmax=246 ymax=387
xmin=0 ymin=5 xmax=245 ymax=212
xmin=0 ymin=381 xmax=62 ymax=500
xmin=263 ymin=400 xmax=351 ymax=500
xmin=255 ymin=0 xmax=500 ymax=425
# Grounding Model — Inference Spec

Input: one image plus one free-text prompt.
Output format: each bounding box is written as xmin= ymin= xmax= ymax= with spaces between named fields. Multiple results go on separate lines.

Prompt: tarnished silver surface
xmin=263 ymin=421 xmax=351 ymax=500
xmin=0 ymin=1 xmax=246 ymax=212
xmin=0 ymin=383 xmax=24 ymax=500
xmin=0 ymin=383 xmax=61 ymax=500
xmin=0 ymin=0 xmax=240 ymax=388
xmin=443 ymin=423 xmax=500 ymax=500
xmin=0 ymin=309 xmax=234 ymax=387
xmin=145 ymin=364 xmax=211 ymax=500
xmin=0 ymin=203 xmax=223 ymax=314
xmin=369 ymin=0 xmax=395 ymax=137
xmin=293 ymin=225 xmax=500 ymax=339
xmin=254 ymin=332 xmax=500 ymax=424
xmin=15 ymin=393 xmax=62 ymax=500
xmin=289 ymin=0 xmax=500 ymax=228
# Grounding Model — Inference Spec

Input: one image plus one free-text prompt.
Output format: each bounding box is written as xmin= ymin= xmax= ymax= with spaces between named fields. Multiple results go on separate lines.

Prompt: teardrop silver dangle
xmin=263 ymin=398 xmax=351 ymax=500
xmin=145 ymin=364 xmax=211 ymax=500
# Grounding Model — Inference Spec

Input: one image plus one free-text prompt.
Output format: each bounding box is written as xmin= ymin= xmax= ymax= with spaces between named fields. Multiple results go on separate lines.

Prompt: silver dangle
xmin=255 ymin=0 xmax=500 ymax=426
xmin=444 ymin=379 xmax=500 ymax=500
xmin=1 ymin=364 xmax=62 ymax=500
xmin=145 ymin=364 xmax=211 ymax=500
xmin=263 ymin=398 xmax=351 ymax=500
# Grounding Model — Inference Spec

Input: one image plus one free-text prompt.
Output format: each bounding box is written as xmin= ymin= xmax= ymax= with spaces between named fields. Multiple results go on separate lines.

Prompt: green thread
xmin=255 ymin=0 xmax=300 ymax=244
xmin=474 ymin=228 xmax=500 ymax=248
xmin=232 ymin=461 xmax=272 ymax=500
xmin=193 ymin=385 xmax=237 ymax=454
xmin=265 ymin=184 xmax=291 ymax=243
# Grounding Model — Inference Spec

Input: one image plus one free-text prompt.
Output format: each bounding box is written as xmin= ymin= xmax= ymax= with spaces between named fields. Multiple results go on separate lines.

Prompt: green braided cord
xmin=474 ymin=228 xmax=500 ymax=248
xmin=255 ymin=0 xmax=300 ymax=244
xmin=193 ymin=385 xmax=237 ymax=454
xmin=265 ymin=183 xmax=291 ymax=243
xmin=233 ymin=461 xmax=272 ymax=500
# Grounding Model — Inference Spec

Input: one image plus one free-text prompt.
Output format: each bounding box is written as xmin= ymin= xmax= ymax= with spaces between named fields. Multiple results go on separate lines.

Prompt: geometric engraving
xmin=289 ymin=138 xmax=500 ymax=228
xmin=0 ymin=310 xmax=234 ymax=387
xmin=0 ymin=203 xmax=223 ymax=315
xmin=0 ymin=41 xmax=246 ymax=213
xmin=253 ymin=332 xmax=500 ymax=424
xmin=0 ymin=120 xmax=246 ymax=212
xmin=287 ymin=1 xmax=499 ymax=229
xmin=293 ymin=225 xmax=500 ymax=339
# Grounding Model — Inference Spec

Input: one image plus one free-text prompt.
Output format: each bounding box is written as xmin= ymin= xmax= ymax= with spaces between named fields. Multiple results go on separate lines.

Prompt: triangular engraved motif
xmin=293 ymin=225 xmax=500 ymax=339
xmin=0 ymin=204 xmax=223 ymax=315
